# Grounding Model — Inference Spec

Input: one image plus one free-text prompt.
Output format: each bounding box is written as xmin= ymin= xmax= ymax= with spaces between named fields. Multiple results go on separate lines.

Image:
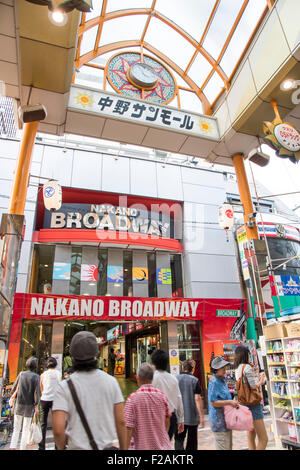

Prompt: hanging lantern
xmin=43 ymin=180 xmax=62 ymax=211
xmin=218 ymin=203 xmax=234 ymax=242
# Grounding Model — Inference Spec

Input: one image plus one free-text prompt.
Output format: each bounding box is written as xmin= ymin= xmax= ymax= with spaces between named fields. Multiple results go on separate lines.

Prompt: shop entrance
xmin=63 ymin=321 xmax=161 ymax=399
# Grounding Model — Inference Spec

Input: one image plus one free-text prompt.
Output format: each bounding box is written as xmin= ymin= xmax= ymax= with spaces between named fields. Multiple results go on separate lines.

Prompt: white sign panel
xmin=69 ymin=86 xmax=219 ymax=141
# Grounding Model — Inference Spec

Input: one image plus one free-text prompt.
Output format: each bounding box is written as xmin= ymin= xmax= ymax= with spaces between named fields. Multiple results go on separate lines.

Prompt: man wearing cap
xmin=208 ymin=356 xmax=239 ymax=451
xmin=52 ymin=331 xmax=126 ymax=450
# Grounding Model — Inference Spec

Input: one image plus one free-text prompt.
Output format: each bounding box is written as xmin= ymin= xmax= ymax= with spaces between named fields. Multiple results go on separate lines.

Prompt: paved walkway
xmin=1 ymin=413 xmax=281 ymax=451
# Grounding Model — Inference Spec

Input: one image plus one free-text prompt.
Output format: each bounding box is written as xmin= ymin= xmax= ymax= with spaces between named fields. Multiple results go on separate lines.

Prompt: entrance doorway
xmin=62 ymin=321 xmax=161 ymax=396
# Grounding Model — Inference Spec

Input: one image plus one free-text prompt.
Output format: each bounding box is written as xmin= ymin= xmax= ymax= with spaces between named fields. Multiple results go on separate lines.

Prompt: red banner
xmin=14 ymin=293 xmax=205 ymax=322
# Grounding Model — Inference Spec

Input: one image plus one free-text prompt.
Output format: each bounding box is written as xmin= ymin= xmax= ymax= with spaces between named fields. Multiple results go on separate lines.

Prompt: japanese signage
xmin=69 ymin=87 xmax=219 ymax=140
xmin=275 ymin=275 xmax=300 ymax=296
xmin=44 ymin=203 xmax=173 ymax=239
xmin=263 ymin=109 xmax=300 ymax=163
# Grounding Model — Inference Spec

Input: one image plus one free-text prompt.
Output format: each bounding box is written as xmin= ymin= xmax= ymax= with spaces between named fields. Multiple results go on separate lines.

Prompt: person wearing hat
xmin=208 ymin=356 xmax=239 ymax=450
xmin=38 ymin=357 xmax=62 ymax=450
xmin=52 ymin=331 xmax=126 ymax=450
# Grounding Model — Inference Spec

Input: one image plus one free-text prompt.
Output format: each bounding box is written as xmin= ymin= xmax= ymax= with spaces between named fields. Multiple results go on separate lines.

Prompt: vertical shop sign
xmin=237 ymin=225 xmax=250 ymax=282
xmin=169 ymin=349 xmax=180 ymax=376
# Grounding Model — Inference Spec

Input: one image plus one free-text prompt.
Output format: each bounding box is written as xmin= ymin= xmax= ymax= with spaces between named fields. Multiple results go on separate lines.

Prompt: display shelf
xmin=268 ymin=362 xmax=286 ymax=366
xmin=265 ymin=329 xmax=300 ymax=447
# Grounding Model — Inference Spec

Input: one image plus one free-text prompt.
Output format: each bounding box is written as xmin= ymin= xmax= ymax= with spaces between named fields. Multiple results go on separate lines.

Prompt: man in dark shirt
xmin=175 ymin=359 xmax=204 ymax=450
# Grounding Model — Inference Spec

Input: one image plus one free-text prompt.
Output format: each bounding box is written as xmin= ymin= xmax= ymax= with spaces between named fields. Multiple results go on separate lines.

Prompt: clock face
xmin=129 ymin=62 xmax=158 ymax=88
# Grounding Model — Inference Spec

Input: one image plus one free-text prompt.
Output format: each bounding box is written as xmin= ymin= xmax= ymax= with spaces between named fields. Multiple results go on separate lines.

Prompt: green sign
xmin=216 ymin=310 xmax=240 ymax=317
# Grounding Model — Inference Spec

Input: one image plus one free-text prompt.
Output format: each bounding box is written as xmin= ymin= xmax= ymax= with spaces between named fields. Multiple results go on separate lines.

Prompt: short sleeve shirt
xmin=208 ymin=375 xmax=232 ymax=432
xmin=124 ymin=384 xmax=172 ymax=450
xmin=52 ymin=369 xmax=124 ymax=450
xmin=176 ymin=373 xmax=202 ymax=426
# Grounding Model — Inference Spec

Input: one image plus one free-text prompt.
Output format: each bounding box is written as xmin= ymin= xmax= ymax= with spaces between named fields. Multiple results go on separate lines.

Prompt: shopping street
xmin=0 ymin=0 xmax=300 ymax=453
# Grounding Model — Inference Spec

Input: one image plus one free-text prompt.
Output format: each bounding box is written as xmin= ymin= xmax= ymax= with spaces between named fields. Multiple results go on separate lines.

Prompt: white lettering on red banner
xmin=28 ymin=295 xmax=200 ymax=320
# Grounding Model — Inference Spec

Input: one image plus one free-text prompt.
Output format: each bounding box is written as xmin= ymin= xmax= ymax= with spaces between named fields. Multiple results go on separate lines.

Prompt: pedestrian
xmin=63 ymin=347 xmax=72 ymax=372
xmin=52 ymin=331 xmax=126 ymax=450
xmin=234 ymin=345 xmax=268 ymax=450
xmin=124 ymin=363 xmax=172 ymax=450
xmin=108 ymin=347 xmax=116 ymax=376
xmin=175 ymin=359 xmax=205 ymax=451
xmin=97 ymin=351 xmax=104 ymax=371
xmin=151 ymin=349 xmax=184 ymax=442
xmin=208 ymin=356 xmax=239 ymax=450
xmin=38 ymin=357 xmax=61 ymax=450
xmin=9 ymin=357 xmax=40 ymax=450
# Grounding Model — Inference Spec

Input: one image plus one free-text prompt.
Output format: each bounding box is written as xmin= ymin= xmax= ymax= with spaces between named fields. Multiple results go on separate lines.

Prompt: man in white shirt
xmin=39 ymin=356 xmax=61 ymax=450
xmin=52 ymin=331 xmax=126 ymax=450
xmin=151 ymin=349 xmax=184 ymax=442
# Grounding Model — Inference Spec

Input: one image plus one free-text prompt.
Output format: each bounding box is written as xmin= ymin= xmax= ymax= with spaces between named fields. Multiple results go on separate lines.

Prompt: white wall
xmin=0 ymin=137 xmax=244 ymax=298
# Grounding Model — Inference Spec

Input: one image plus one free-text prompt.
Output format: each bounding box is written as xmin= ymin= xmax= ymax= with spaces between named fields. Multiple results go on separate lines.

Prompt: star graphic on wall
xmin=109 ymin=56 xmax=173 ymax=102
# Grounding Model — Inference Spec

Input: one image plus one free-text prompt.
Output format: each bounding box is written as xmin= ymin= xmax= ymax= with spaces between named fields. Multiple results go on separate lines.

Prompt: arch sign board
xmin=67 ymin=86 xmax=220 ymax=158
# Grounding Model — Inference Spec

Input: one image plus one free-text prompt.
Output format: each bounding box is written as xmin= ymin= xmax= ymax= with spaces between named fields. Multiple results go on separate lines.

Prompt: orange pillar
xmin=8 ymin=121 xmax=39 ymax=215
xmin=232 ymin=153 xmax=259 ymax=240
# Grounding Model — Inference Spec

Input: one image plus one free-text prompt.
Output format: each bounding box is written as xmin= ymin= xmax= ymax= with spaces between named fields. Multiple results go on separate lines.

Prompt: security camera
xmin=248 ymin=148 xmax=270 ymax=167
xmin=18 ymin=105 xmax=47 ymax=123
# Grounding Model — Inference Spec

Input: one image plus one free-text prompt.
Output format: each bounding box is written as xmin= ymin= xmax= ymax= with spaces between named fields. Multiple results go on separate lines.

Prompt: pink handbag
xmin=224 ymin=404 xmax=254 ymax=431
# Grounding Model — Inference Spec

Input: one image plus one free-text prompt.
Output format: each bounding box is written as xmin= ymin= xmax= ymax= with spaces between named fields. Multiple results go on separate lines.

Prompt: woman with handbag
xmin=9 ymin=357 xmax=40 ymax=450
xmin=234 ymin=346 xmax=268 ymax=450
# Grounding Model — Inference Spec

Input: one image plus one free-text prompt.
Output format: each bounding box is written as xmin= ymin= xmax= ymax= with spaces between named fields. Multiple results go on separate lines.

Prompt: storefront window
xmin=123 ymin=251 xmax=133 ymax=296
xmin=267 ymin=238 xmax=300 ymax=276
xmin=98 ymin=249 xmax=108 ymax=296
xmin=70 ymin=247 xmax=82 ymax=295
xmin=147 ymin=252 xmax=157 ymax=297
xmin=31 ymin=245 xmax=55 ymax=294
xmin=20 ymin=321 xmax=52 ymax=374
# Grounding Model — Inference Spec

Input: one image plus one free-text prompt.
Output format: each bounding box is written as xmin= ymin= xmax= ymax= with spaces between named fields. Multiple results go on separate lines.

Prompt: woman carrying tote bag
xmin=9 ymin=357 xmax=40 ymax=450
xmin=234 ymin=346 xmax=268 ymax=450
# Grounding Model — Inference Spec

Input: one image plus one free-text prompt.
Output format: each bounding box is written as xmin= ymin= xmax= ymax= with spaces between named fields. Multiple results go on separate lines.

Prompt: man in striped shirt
xmin=124 ymin=363 xmax=172 ymax=450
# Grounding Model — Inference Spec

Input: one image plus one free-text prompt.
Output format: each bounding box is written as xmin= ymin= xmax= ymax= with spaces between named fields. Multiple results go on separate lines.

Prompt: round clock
xmin=128 ymin=62 xmax=158 ymax=89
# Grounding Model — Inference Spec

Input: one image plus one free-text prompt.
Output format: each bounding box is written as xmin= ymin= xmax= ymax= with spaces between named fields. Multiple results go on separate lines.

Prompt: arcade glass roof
xmin=74 ymin=0 xmax=270 ymax=115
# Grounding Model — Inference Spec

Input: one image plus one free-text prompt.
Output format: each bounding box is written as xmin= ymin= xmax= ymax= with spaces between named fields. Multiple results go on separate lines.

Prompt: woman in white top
xmin=234 ymin=346 xmax=268 ymax=450
xmin=38 ymin=357 xmax=62 ymax=450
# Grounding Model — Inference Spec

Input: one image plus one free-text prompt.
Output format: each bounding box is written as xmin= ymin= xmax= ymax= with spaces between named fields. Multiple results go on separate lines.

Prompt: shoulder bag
xmin=236 ymin=364 xmax=262 ymax=407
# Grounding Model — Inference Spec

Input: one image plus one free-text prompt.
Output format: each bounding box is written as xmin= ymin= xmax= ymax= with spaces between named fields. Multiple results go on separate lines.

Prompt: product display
xmin=265 ymin=320 xmax=300 ymax=447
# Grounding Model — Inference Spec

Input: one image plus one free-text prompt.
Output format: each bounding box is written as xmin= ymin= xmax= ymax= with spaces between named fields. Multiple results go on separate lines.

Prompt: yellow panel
xmin=275 ymin=0 xmax=300 ymax=54
xmin=248 ymin=8 xmax=290 ymax=94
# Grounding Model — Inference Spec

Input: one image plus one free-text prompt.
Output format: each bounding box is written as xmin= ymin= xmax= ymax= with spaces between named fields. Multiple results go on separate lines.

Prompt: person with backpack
xmin=234 ymin=345 xmax=268 ymax=450
xmin=9 ymin=357 xmax=40 ymax=450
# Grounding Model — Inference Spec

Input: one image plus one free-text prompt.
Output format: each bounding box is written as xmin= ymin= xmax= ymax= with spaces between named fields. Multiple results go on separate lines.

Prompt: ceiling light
xmin=48 ymin=9 xmax=68 ymax=26
xmin=280 ymin=79 xmax=296 ymax=91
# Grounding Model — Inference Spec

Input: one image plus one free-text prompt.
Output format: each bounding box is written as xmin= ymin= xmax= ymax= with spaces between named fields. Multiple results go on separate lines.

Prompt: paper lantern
xmin=43 ymin=180 xmax=62 ymax=211
xmin=218 ymin=203 xmax=234 ymax=230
